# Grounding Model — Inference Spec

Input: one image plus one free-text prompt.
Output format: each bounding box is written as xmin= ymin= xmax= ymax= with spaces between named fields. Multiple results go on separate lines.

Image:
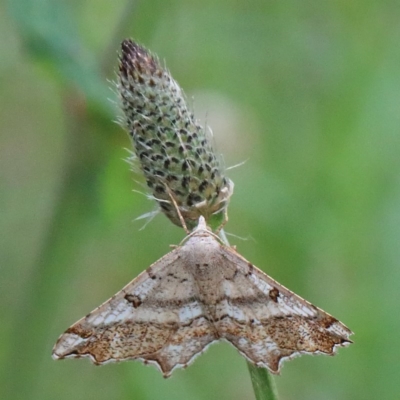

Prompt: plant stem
xmin=247 ymin=362 xmax=279 ymax=400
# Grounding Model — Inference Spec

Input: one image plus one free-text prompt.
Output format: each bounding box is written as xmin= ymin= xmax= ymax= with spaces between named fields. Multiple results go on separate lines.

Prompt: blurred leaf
xmin=8 ymin=0 xmax=113 ymax=115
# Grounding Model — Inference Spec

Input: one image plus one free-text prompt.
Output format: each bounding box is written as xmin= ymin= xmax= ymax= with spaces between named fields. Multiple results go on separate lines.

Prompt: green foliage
xmin=8 ymin=0 xmax=112 ymax=113
xmin=2 ymin=0 xmax=400 ymax=399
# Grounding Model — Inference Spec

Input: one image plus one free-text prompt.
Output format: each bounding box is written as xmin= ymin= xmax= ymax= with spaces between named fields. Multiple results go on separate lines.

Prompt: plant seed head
xmin=117 ymin=39 xmax=233 ymax=230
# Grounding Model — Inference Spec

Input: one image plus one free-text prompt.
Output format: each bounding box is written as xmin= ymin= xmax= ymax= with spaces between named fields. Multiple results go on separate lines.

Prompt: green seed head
xmin=117 ymin=39 xmax=234 ymax=230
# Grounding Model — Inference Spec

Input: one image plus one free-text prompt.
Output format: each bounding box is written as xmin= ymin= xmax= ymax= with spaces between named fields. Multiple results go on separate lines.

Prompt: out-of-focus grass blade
xmin=8 ymin=0 xmax=113 ymax=115
xmin=4 ymin=2 xmax=118 ymax=399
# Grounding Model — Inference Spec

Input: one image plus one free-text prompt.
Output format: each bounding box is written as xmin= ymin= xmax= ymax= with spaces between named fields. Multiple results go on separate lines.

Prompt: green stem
xmin=247 ymin=362 xmax=279 ymax=400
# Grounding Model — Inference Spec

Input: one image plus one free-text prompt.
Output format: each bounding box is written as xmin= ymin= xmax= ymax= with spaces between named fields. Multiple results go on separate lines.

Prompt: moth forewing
xmin=53 ymin=216 xmax=352 ymax=375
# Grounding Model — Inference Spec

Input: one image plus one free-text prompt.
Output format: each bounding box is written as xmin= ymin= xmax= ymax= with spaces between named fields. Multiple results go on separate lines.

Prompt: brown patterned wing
xmin=212 ymin=246 xmax=353 ymax=374
xmin=52 ymin=249 xmax=217 ymax=377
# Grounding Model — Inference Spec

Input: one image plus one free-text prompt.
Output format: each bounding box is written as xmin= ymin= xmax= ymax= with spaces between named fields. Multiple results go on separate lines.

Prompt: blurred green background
xmin=1 ymin=0 xmax=399 ymax=399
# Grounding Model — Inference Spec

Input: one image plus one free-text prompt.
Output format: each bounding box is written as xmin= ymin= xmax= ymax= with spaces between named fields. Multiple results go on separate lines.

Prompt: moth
xmin=53 ymin=217 xmax=352 ymax=377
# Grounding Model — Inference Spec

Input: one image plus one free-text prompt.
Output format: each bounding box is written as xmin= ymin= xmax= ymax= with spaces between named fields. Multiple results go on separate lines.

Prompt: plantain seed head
xmin=117 ymin=39 xmax=233 ymax=230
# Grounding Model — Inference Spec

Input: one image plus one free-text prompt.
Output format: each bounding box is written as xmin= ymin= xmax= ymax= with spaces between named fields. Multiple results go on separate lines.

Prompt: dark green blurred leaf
xmin=8 ymin=0 xmax=113 ymax=114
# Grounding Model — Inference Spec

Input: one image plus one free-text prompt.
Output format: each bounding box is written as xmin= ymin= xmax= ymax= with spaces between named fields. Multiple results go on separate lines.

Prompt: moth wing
xmin=213 ymin=246 xmax=353 ymax=373
xmin=52 ymin=248 xmax=217 ymax=377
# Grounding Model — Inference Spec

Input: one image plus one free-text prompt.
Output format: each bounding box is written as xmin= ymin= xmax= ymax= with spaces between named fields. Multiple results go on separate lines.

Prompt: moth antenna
xmin=164 ymin=184 xmax=190 ymax=234
xmin=214 ymin=207 xmax=229 ymax=234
